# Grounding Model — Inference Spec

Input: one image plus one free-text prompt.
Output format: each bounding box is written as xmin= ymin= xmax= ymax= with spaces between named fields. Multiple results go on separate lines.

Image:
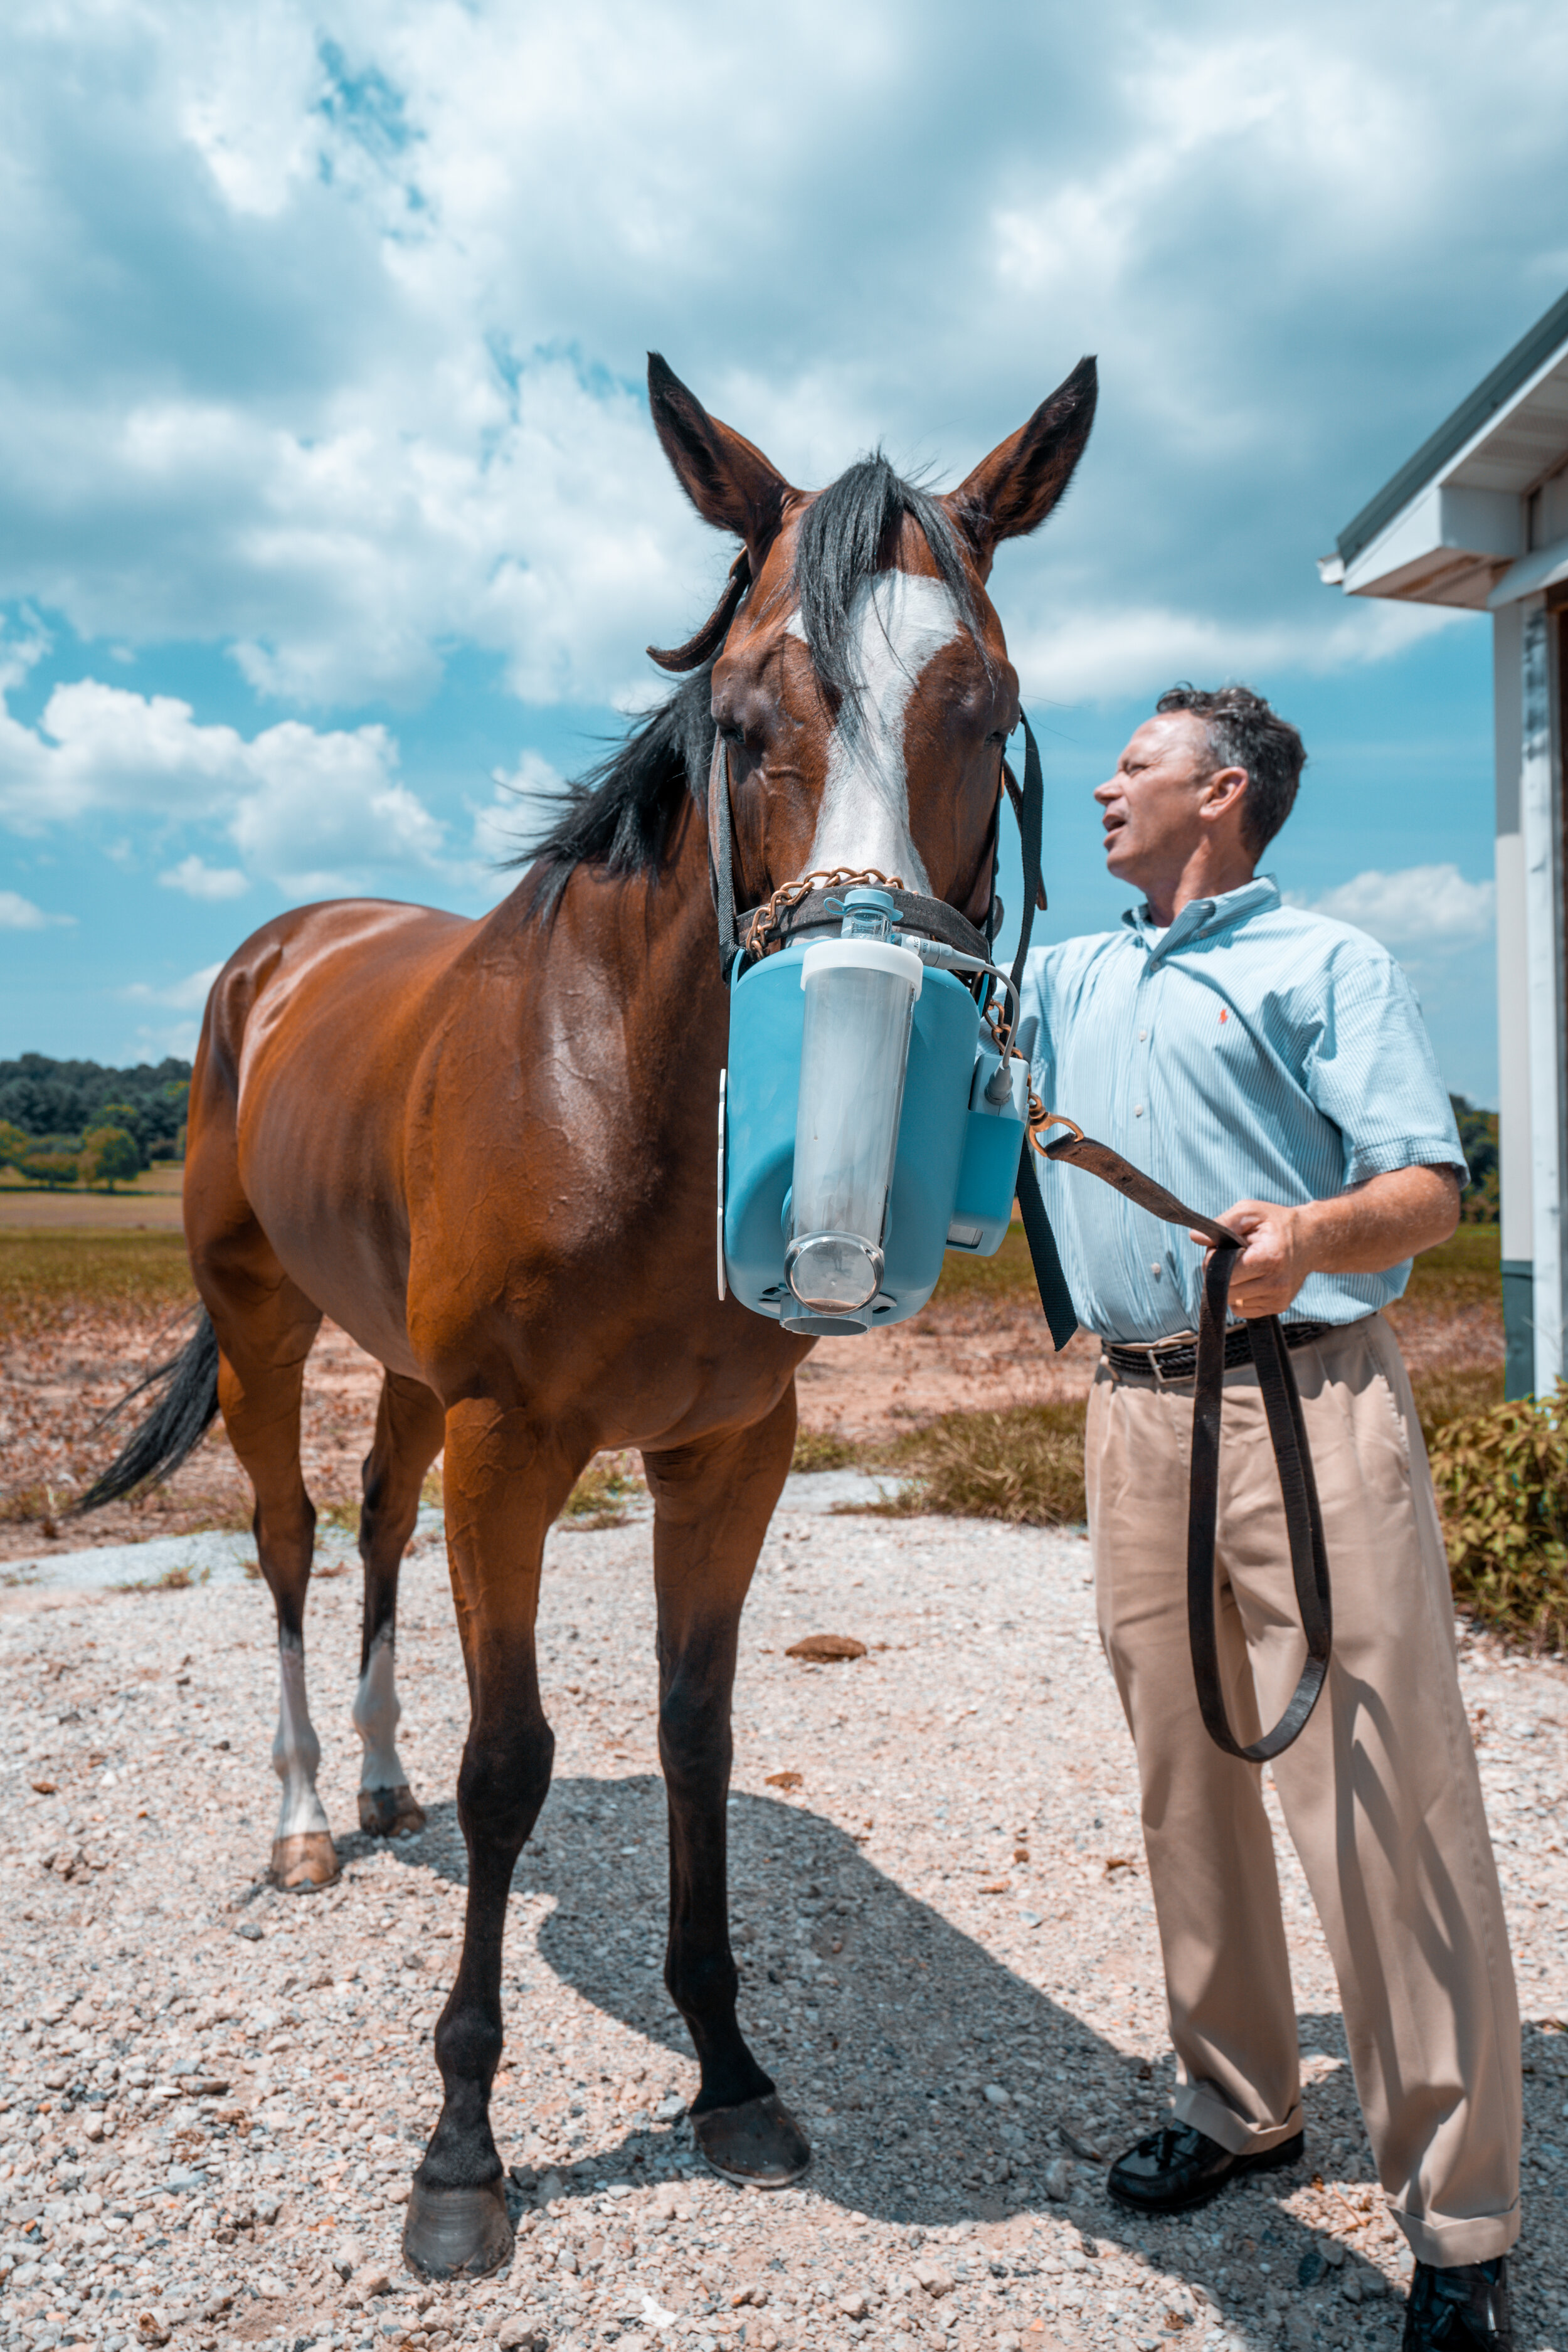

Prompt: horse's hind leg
xmin=355 ymin=1372 xmax=444 ymax=1838
xmin=644 ymin=1387 xmax=810 ymax=2188
xmin=198 ymin=1249 xmax=331 ymax=1890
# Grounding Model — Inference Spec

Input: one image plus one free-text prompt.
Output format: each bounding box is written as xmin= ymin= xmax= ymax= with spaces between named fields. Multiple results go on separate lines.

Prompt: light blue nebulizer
xmin=719 ymin=887 xmax=1029 ymax=1337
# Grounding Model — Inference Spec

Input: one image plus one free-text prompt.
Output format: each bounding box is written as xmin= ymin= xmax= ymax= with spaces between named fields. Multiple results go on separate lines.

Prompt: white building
xmin=1322 ymin=287 xmax=1568 ymax=1398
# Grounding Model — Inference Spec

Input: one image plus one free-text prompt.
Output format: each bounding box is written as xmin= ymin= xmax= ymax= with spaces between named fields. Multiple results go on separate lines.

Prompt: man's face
xmin=1094 ymin=709 xmax=1222 ymax=888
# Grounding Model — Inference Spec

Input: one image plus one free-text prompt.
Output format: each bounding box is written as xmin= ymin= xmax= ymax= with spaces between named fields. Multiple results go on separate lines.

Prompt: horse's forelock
xmin=791 ymin=453 xmax=992 ymax=707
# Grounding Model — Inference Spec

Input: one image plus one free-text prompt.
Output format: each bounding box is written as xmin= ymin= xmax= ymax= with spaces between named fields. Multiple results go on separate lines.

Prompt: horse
xmin=78 ymin=349 xmax=1097 ymax=2279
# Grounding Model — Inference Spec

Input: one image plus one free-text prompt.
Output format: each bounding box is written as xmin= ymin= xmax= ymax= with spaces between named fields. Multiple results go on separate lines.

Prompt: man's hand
xmin=1190 ymin=1165 xmax=1462 ymax=1321
xmin=1194 ymin=1200 xmax=1311 ymax=1320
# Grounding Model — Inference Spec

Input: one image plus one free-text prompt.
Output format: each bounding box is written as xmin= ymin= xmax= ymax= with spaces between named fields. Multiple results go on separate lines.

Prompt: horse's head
xmin=648 ymin=352 xmax=1096 ymax=931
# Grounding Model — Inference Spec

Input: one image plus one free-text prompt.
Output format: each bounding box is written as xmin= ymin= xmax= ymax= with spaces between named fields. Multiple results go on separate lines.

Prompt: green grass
xmin=840 ymin=1399 xmax=1089 ymax=1525
xmin=1395 ymin=1223 xmax=1501 ymax=1316
xmin=1411 ymin=1359 xmax=1505 ymax=1451
xmin=924 ymin=1219 xmax=1037 ymax=1308
xmin=790 ymin=1428 xmax=866 ymax=1473
xmin=0 ymin=1229 xmax=194 ymax=1335
xmin=930 ymin=1218 xmax=1505 ymax=1319
xmin=559 ymin=1457 xmax=645 ymax=1530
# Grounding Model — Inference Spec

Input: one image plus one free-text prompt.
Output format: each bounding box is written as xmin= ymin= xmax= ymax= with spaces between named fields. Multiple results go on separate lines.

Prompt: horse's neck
xmin=576 ymin=797 xmax=729 ymax=1055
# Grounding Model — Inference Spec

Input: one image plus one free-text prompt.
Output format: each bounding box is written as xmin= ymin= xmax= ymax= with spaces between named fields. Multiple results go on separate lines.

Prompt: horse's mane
xmin=512 ymin=452 xmax=983 ymax=919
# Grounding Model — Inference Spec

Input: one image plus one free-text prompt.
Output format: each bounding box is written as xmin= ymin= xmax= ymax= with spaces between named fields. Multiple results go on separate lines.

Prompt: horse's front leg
xmin=401 ymin=1396 xmax=577 ymax=2281
xmin=644 ymin=1385 xmax=810 ymax=2189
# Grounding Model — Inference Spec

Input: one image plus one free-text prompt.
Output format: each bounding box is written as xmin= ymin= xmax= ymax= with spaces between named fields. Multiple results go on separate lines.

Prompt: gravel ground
xmin=0 ymin=1503 xmax=1564 ymax=2352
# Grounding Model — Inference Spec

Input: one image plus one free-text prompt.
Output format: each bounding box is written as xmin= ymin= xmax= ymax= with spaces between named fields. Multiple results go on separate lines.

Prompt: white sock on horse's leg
xmin=272 ymin=1632 xmax=331 ymax=1841
xmin=353 ymin=1625 xmax=408 ymax=1794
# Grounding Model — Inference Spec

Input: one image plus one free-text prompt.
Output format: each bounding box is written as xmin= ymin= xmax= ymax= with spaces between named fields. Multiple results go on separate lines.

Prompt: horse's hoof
xmin=268 ymin=1832 xmax=339 ymax=1891
xmin=691 ymin=2091 xmax=812 ymax=2188
xmin=358 ymin=1784 xmax=427 ymax=1838
xmin=402 ymin=2175 xmax=513 ymax=2280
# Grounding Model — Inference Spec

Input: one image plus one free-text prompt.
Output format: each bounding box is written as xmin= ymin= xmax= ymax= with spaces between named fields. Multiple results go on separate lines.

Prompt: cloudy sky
xmin=3 ymin=0 xmax=1565 ymax=1099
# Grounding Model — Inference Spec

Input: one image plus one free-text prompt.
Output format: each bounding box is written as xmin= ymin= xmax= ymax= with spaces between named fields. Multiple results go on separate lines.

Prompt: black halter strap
xmin=708 ymin=706 xmax=1046 ymax=982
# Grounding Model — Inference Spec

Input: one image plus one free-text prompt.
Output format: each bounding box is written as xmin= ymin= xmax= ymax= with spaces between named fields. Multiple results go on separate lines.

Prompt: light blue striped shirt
xmin=1015 ymin=876 xmax=1466 ymax=1344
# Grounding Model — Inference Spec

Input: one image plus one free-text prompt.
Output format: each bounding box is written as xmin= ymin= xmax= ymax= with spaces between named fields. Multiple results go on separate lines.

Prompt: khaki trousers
xmin=1086 ymin=1313 xmax=1520 ymax=2265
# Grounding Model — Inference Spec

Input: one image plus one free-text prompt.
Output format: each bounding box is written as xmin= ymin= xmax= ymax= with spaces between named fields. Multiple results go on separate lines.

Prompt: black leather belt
xmin=1104 ymin=1318 xmax=1336 ymax=1385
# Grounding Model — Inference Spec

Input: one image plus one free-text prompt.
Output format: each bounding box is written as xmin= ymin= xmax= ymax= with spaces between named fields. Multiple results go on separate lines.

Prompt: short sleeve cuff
xmin=1343 ymin=1136 xmax=1470 ymax=1188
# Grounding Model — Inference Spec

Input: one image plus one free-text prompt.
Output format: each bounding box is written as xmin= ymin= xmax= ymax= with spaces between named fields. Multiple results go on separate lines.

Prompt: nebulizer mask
xmin=719 ymin=886 xmax=1029 ymax=1337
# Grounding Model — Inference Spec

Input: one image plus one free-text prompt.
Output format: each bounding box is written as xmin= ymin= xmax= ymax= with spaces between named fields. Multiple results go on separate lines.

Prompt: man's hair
xmin=1155 ymin=683 xmax=1306 ymax=854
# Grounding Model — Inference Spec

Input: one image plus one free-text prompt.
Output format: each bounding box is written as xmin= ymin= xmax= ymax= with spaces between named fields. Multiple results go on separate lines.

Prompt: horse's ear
xmin=949 ymin=356 xmax=1098 ymax=576
xmin=648 ymin=353 xmax=791 ymax=555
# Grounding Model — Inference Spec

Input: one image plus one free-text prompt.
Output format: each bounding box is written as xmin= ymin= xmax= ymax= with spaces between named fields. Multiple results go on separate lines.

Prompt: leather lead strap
xmin=1015 ymin=1148 xmax=1078 ymax=1350
xmin=1008 ymin=711 xmax=1046 ymax=1006
xmin=1042 ymin=1130 xmax=1333 ymax=1762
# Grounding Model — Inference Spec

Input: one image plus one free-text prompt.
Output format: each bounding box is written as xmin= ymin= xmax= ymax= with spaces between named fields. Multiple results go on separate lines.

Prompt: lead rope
xmin=1031 ymin=1113 xmax=1333 ymax=1762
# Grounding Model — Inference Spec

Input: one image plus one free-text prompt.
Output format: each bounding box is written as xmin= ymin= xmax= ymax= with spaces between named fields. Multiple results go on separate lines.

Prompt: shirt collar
xmin=1121 ymin=873 xmax=1280 ymax=963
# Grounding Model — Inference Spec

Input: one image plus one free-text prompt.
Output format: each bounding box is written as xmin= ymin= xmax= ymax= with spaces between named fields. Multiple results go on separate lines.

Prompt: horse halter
xmin=705 ymin=704 xmax=1049 ymax=1011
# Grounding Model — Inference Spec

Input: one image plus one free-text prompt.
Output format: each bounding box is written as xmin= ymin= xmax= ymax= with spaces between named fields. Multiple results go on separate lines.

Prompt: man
xmin=1015 ymin=686 xmax=1520 ymax=2352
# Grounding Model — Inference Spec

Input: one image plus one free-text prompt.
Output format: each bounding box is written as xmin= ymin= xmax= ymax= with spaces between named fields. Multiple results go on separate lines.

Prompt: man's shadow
xmin=373 ymin=1774 xmax=1447 ymax=2317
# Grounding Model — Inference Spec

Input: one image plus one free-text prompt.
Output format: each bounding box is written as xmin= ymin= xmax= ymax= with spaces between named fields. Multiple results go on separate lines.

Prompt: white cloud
xmin=0 ymin=0 xmax=1562 ymax=719
xmin=0 ymin=888 xmax=72 ymax=930
xmin=159 ymin=855 xmax=250 ymax=901
xmin=124 ymin=960 xmax=225 ymax=1012
xmin=0 ymin=675 xmax=448 ymax=896
xmin=464 ymin=750 xmax=564 ymax=902
xmin=1009 ymin=595 xmax=1462 ymax=707
xmin=1296 ymin=864 xmax=1496 ymax=951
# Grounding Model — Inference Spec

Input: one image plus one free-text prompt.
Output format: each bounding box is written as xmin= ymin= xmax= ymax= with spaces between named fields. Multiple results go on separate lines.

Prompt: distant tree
xmin=0 ymin=1054 xmax=191 ymax=1155
xmin=0 ymin=1119 xmax=32 ymax=1175
xmin=79 ymin=1126 xmax=140 ymax=1192
xmin=24 ymin=1149 xmax=80 ymax=1190
xmin=98 ymin=1100 xmax=147 ymax=1167
xmin=1449 ymin=1094 xmax=1500 ymax=1227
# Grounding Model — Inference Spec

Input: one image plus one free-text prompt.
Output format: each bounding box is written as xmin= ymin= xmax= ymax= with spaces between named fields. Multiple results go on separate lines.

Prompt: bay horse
xmin=80 ymin=351 xmax=1096 ymax=2278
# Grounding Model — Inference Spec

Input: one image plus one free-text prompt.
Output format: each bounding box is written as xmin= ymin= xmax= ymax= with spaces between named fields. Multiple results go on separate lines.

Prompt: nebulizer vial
xmin=783 ymin=888 xmax=923 ymax=1322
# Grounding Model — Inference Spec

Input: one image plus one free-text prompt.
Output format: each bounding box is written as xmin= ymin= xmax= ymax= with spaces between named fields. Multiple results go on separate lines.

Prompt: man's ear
xmin=648 ymin=353 xmax=792 ymax=557
xmin=948 ymin=357 xmax=1098 ymax=578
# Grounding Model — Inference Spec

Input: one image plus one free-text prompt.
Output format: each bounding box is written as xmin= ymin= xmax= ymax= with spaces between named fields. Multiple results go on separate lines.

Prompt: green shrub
xmin=1428 ymin=1386 xmax=1568 ymax=1652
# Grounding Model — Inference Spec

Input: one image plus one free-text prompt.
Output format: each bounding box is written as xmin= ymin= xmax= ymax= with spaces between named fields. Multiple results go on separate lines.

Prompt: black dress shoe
xmin=1402 ymin=2259 xmax=1512 ymax=2351
xmin=1107 ymin=2121 xmax=1305 ymax=2213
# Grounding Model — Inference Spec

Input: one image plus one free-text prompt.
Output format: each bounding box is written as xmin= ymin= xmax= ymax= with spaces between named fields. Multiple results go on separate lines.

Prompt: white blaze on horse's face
xmin=788 ymin=571 xmax=961 ymax=892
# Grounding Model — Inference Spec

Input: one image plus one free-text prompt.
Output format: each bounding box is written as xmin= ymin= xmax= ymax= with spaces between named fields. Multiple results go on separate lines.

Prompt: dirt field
xmin=1 ymin=1505 xmax=1563 ymax=2352
xmin=0 ymin=1165 xmax=186 ymax=1232
xmin=0 ymin=1221 xmax=1503 ymax=1562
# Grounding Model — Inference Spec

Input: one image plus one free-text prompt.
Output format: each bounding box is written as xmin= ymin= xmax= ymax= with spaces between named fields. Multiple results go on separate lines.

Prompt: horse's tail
xmin=72 ymin=1308 xmax=222 ymax=1516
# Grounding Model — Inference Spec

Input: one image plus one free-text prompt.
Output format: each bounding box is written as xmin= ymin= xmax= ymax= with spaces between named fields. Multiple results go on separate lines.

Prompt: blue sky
xmin=3 ymin=2 xmax=1565 ymax=1101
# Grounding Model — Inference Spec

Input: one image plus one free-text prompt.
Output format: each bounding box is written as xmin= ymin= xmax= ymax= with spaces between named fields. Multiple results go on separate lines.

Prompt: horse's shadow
xmin=373 ymin=1774 xmax=1446 ymax=2315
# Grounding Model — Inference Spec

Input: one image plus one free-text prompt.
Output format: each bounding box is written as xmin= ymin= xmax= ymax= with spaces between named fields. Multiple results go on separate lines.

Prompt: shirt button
xmin=1133 ymin=1104 xmax=1145 ymax=1117
xmin=1138 ymin=1029 xmax=1147 ymax=1042
xmin=1151 ymin=1262 xmax=1163 ymax=1278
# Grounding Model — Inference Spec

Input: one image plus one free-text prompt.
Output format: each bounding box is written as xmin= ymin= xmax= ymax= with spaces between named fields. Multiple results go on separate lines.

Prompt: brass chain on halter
xmin=741 ymin=866 xmax=905 ymax=958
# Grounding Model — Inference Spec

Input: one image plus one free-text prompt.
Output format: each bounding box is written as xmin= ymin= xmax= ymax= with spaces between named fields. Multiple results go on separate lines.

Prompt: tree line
xmin=0 ymin=1052 xmax=1503 ymax=1219
xmin=0 ymin=1054 xmax=191 ymax=1192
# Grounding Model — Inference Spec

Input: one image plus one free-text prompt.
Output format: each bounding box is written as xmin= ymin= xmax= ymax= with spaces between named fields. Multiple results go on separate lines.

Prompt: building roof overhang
xmin=1325 ymin=288 xmax=1568 ymax=610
